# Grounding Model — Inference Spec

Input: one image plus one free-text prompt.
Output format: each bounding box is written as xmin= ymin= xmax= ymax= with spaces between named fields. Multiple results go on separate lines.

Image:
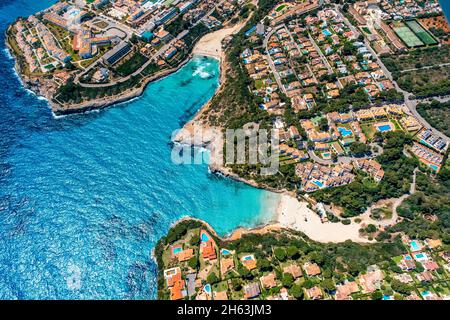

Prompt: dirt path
xmin=353 ymin=168 xmax=418 ymax=228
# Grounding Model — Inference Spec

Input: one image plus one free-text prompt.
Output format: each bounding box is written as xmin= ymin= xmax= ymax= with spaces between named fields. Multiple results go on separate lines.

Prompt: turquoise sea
xmin=0 ymin=0 xmax=279 ymax=299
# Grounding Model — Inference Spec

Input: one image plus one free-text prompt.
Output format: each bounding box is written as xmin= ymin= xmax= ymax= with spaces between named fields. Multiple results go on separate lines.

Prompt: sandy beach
xmin=192 ymin=21 xmax=246 ymax=60
xmin=275 ymin=194 xmax=372 ymax=243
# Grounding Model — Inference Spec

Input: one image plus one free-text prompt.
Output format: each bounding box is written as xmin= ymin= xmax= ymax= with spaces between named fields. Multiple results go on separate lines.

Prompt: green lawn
xmin=213 ymin=281 xmax=229 ymax=292
xmin=254 ymin=79 xmax=264 ymax=90
xmin=275 ymin=4 xmax=287 ymax=12
xmin=361 ymin=122 xmax=376 ymax=140
xmin=115 ymin=52 xmax=148 ymax=77
xmin=362 ymin=27 xmax=371 ymax=34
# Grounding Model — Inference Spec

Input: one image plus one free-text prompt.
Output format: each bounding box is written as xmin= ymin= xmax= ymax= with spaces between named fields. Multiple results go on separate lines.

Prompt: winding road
xmin=354 ymin=167 xmax=419 ymax=228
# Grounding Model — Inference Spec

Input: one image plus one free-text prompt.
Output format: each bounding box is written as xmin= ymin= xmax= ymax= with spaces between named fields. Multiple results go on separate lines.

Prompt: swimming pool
xmin=322 ymin=152 xmax=331 ymax=159
xmin=414 ymin=252 xmax=427 ymax=260
xmin=313 ymin=180 xmax=324 ymax=188
xmin=66 ymin=7 xmax=81 ymax=18
xmin=410 ymin=240 xmax=421 ymax=251
xmin=323 ymin=29 xmax=332 ymax=36
xmin=377 ymin=124 xmax=392 ymax=133
xmin=221 ymin=249 xmax=231 ymax=255
xmin=172 ymin=246 xmax=182 ymax=255
xmin=338 ymin=127 xmax=353 ymax=137
xmin=429 ymin=164 xmax=439 ymax=171
xmin=201 ymin=232 xmax=210 ymax=242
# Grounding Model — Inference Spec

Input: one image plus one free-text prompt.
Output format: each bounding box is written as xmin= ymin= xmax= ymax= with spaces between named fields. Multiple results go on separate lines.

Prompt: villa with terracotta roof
xmin=283 ymin=264 xmax=302 ymax=279
xmin=164 ymin=267 xmax=187 ymax=300
xmin=220 ymin=257 xmax=235 ymax=276
xmin=305 ymin=286 xmax=323 ymax=300
xmin=200 ymin=230 xmax=217 ymax=260
xmin=260 ymin=273 xmax=277 ymax=289
xmin=335 ymin=281 xmax=359 ymax=300
xmin=241 ymin=255 xmax=257 ymax=271
xmin=172 ymin=247 xmax=194 ymax=262
xmin=425 ymin=239 xmax=442 ymax=249
xmin=303 ymin=262 xmax=321 ymax=276
xmin=358 ymin=268 xmax=384 ymax=293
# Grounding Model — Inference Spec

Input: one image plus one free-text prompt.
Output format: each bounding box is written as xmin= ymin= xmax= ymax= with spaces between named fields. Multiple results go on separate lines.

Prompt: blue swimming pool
xmin=421 ymin=290 xmax=431 ymax=298
xmin=410 ymin=240 xmax=420 ymax=251
xmin=414 ymin=253 xmax=426 ymax=260
xmin=201 ymin=232 xmax=210 ymax=242
xmin=338 ymin=127 xmax=353 ymax=137
xmin=429 ymin=164 xmax=439 ymax=171
xmin=323 ymin=29 xmax=332 ymax=36
xmin=221 ymin=249 xmax=231 ymax=255
xmin=377 ymin=124 xmax=392 ymax=133
xmin=172 ymin=247 xmax=182 ymax=255
xmin=313 ymin=180 xmax=324 ymax=188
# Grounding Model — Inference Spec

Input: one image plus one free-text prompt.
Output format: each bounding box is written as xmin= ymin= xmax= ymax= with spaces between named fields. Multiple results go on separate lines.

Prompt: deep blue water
xmin=440 ymin=0 xmax=450 ymax=23
xmin=0 ymin=0 xmax=279 ymax=299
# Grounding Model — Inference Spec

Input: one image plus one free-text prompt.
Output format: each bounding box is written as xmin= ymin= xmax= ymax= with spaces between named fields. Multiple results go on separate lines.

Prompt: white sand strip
xmin=276 ymin=194 xmax=372 ymax=243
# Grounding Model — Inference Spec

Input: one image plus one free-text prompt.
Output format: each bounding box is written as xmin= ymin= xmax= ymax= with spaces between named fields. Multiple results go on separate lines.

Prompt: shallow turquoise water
xmin=0 ymin=1 xmax=279 ymax=299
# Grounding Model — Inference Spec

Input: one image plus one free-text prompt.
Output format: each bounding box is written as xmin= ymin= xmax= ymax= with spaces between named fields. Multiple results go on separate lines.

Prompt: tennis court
xmin=405 ymin=20 xmax=437 ymax=45
xmin=392 ymin=22 xmax=424 ymax=48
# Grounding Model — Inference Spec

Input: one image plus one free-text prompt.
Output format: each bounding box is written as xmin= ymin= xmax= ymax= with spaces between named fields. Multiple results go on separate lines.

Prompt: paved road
xmin=307 ymin=33 xmax=334 ymax=76
xmin=263 ymin=25 xmax=286 ymax=93
xmin=352 ymin=167 xmax=418 ymax=228
xmin=400 ymin=62 xmax=450 ymax=73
